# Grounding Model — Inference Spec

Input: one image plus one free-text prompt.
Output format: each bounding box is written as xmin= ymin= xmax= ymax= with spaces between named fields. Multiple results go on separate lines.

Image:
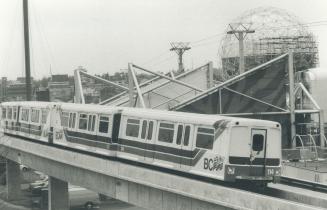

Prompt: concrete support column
xmin=320 ymin=110 xmax=325 ymax=147
xmin=48 ymin=176 xmax=69 ymax=210
xmin=6 ymin=159 xmax=21 ymax=201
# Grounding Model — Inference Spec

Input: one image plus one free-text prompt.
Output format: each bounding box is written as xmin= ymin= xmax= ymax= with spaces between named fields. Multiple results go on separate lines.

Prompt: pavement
xmin=0 ymin=170 xmax=145 ymax=210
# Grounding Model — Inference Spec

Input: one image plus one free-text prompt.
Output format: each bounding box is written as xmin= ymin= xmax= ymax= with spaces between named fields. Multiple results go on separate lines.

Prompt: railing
xmin=292 ymin=134 xmax=318 ymax=161
xmin=322 ymin=133 xmax=327 ymax=147
xmin=308 ymin=134 xmax=319 ymax=160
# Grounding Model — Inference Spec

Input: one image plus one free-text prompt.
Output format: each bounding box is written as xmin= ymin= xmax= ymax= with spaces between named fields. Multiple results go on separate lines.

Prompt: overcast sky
xmin=0 ymin=0 xmax=327 ymax=79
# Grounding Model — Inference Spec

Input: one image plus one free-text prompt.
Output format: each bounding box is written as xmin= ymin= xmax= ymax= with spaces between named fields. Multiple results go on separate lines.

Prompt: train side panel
xmin=225 ymin=123 xmax=281 ymax=182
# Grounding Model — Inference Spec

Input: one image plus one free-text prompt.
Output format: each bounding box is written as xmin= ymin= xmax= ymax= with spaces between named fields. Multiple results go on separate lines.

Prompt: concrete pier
xmin=48 ymin=176 xmax=69 ymax=210
xmin=0 ymin=135 xmax=324 ymax=210
xmin=6 ymin=159 xmax=21 ymax=201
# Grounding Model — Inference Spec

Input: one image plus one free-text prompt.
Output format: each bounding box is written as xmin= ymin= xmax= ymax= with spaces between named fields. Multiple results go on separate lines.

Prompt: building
xmin=48 ymin=74 xmax=73 ymax=102
xmin=1 ymin=77 xmax=34 ymax=101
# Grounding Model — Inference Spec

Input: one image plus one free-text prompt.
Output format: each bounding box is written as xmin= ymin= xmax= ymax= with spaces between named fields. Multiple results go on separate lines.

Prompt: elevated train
xmin=0 ymin=101 xmax=281 ymax=183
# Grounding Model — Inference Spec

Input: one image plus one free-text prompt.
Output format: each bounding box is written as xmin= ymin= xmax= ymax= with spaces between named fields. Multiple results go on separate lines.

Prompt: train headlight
xmin=275 ymin=169 xmax=281 ymax=176
xmin=227 ymin=167 xmax=235 ymax=175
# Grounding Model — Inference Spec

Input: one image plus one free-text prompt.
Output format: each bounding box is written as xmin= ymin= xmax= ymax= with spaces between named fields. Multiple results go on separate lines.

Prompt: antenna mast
xmin=23 ymin=0 xmax=32 ymax=101
xmin=170 ymin=42 xmax=191 ymax=72
xmin=227 ymin=23 xmax=254 ymax=74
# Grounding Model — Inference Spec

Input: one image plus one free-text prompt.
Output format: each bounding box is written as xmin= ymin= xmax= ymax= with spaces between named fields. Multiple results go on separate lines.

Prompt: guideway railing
xmin=289 ymin=134 xmax=327 ymax=170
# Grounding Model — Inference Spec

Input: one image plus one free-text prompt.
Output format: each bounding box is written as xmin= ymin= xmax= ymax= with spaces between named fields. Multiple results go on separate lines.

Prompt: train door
xmin=250 ymin=129 xmax=267 ymax=176
xmin=140 ymin=120 xmax=155 ymax=162
xmin=96 ymin=114 xmax=111 ymax=150
xmin=112 ymin=113 xmax=121 ymax=144
xmin=177 ymin=124 xmax=192 ymax=171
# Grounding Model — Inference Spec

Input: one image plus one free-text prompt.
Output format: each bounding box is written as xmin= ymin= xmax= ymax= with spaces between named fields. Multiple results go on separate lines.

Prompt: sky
xmin=0 ymin=0 xmax=327 ymax=80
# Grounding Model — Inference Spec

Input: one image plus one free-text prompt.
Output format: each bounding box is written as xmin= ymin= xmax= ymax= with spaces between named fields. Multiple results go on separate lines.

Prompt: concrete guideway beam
xmin=0 ymin=135 xmax=325 ymax=210
xmin=6 ymin=159 xmax=21 ymax=201
xmin=48 ymin=176 xmax=69 ymax=210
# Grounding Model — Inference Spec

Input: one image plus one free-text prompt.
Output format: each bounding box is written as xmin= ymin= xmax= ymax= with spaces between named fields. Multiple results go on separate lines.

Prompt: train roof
xmin=1 ymin=101 xmax=51 ymax=108
xmin=1 ymin=101 xmax=279 ymax=128
xmin=120 ymin=107 xmax=278 ymax=127
xmin=59 ymin=102 xmax=118 ymax=113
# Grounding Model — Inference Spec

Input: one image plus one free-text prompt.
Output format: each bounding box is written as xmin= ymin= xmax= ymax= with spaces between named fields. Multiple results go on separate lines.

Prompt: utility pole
xmin=227 ymin=23 xmax=254 ymax=74
xmin=23 ymin=0 xmax=32 ymax=101
xmin=170 ymin=42 xmax=191 ymax=73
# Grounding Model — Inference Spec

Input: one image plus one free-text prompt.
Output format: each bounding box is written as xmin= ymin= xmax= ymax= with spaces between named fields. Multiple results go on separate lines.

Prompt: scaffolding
xmin=219 ymin=7 xmax=319 ymax=80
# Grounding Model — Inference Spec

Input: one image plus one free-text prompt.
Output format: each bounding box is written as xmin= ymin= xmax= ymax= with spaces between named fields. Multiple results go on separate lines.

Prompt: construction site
xmin=1 ymin=4 xmax=327 ymax=210
xmin=71 ymin=7 xmax=327 ymax=185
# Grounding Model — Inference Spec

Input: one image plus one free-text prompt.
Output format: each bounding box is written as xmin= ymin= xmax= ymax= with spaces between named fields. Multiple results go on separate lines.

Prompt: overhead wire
xmin=30 ymin=1 xmax=57 ymax=76
xmin=2 ymin=1 xmax=20 ymax=78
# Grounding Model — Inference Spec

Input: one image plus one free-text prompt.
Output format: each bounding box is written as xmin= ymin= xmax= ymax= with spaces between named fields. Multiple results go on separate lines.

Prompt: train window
xmin=2 ymin=108 xmax=6 ymax=119
xmin=147 ymin=121 xmax=154 ymax=140
xmin=176 ymin=125 xmax=183 ymax=145
xmin=99 ymin=116 xmax=109 ymax=133
xmin=31 ymin=109 xmax=40 ymax=123
xmin=252 ymin=134 xmax=264 ymax=151
xmin=69 ymin=113 xmax=76 ymax=129
xmin=158 ymin=122 xmax=175 ymax=143
xmin=184 ymin=125 xmax=191 ymax=146
xmin=196 ymin=127 xmax=214 ymax=149
xmin=141 ymin=121 xmax=147 ymax=139
xmin=13 ymin=107 xmax=17 ymax=120
xmin=21 ymin=109 xmax=29 ymax=122
xmin=126 ymin=119 xmax=140 ymax=138
xmin=7 ymin=108 xmax=12 ymax=120
xmin=41 ymin=109 xmax=48 ymax=124
xmin=78 ymin=114 xmax=88 ymax=130
xmin=61 ymin=112 xmax=69 ymax=127
xmin=87 ymin=115 xmax=96 ymax=132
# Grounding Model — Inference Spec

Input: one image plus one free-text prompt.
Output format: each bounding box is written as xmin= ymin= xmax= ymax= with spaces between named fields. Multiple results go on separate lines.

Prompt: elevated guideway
xmin=0 ymin=134 xmax=325 ymax=210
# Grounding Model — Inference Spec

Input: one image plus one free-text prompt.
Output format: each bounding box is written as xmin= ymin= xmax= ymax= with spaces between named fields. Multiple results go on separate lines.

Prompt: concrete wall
xmin=0 ymin=135 xmax=322 ymax=210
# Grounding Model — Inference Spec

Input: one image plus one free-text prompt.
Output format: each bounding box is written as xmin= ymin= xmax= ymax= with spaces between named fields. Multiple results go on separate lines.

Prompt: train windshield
xmin=252 ymin=134 xmax=264 ymax=152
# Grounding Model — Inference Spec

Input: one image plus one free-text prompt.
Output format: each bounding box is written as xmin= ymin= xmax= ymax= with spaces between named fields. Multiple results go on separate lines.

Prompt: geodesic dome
xmin=219 ymin=7 xmax=318 ymax=80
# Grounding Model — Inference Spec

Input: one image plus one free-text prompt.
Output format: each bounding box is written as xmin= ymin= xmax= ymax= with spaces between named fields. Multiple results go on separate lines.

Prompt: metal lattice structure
xmin=219 ymin=7 xmax=319 ymax=80
xmin=170 ymin=42 xmax=191 ymax=73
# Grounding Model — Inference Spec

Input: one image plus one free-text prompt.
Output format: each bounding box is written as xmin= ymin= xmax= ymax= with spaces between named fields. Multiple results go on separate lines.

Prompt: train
xmin=0 ymin=101 xmax=281 ymax=184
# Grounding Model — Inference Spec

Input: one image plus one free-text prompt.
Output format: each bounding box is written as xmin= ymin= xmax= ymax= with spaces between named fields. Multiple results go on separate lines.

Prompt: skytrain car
xmin=1 ymin=101 xmax=51 ymax=142
xmin=118 ymin=108 xmax=281 ymax=182
xmin=0 ymin=102 xmax=281 ymax=184
xmin=53 ymin=103 xmax=120 ymax=156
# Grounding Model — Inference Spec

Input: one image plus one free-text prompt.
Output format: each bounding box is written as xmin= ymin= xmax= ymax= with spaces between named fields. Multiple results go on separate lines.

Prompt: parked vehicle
xmin=32 ymin=185 xmax=100 ymax=209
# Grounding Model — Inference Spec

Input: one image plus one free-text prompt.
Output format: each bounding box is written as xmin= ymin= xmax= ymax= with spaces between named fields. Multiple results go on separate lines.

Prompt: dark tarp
xmin=175 ymin=55 xmax=292 ymax=147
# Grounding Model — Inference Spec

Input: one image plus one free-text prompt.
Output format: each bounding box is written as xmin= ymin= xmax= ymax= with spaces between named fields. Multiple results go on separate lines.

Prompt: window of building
xmin=99 ymin=116 xmax=109 ymax=133
xmin=87 ymin=115 xmax=96 ymax=132
xmin=141 ymin=121 xmax=147 ymax=139
xmin=158 ymin=122 xmax=175 ymax=143
xmin=252 ymin=134 xmax=264 ymax=151
xmin=184 ymin=125 xmax=191 ymax=146
xmin=41 ymin=109 xmax=48 ymax=124
xmin=126 ymin=118 xmax=140 ymax=138
xmin=78 ymin=114 xmax=88 ymax=130
xmin=2 ymin=108 xmax=6 ymax=119
xmin=176 ymin=125 xmax=183 ymax=145
xmin=31 ymin=109 xmax=40 ymax=123
xmin=7 ymin=108 xmax=12 ymax=120
xmin=13 ymin=107 xmax=17 ymax=120
xmin=69 ymin=113 xmax=76 ymax=129
xmin=196 ymin=127 xmax=214 ymax=149
xmin=147 ymin=121 xmax=153 ymax=140
xmin=21 ymin=109 xmax=29 ymax=122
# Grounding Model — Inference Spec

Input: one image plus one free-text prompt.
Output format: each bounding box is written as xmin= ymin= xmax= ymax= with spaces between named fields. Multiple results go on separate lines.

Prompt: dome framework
xmin=219 ymin=7 xmax=319 ymax=80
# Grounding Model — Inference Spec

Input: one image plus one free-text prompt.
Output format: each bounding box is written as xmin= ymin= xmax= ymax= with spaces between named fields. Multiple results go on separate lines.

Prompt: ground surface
xmin=0 ymin=170 xmax=145 ymax=210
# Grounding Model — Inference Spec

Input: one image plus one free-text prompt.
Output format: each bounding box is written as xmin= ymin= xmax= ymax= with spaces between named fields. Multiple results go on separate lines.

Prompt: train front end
xmin=224 ymin=120 xmax=281 ymax=183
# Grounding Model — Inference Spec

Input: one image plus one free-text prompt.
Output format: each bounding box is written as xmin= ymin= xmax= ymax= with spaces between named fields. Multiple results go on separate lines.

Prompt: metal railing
xmin=292 ymin=134 xmax=318 ymax=161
